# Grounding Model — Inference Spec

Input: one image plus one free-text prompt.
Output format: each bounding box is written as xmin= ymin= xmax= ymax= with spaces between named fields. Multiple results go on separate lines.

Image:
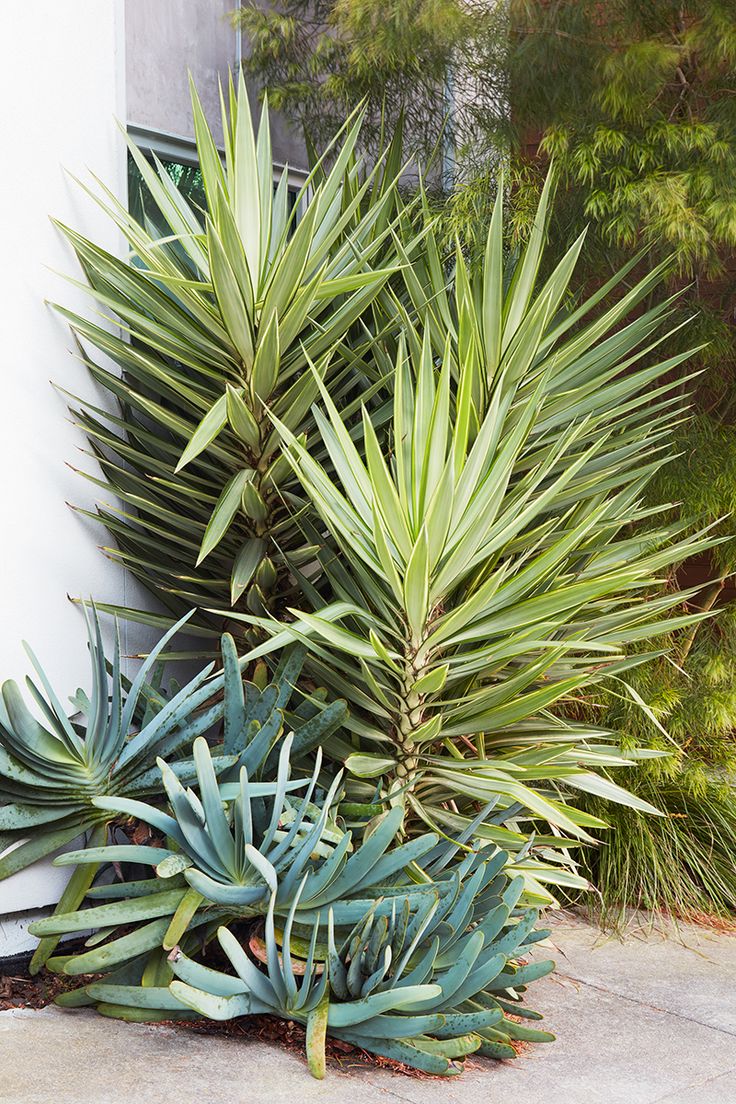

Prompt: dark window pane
xmin=127 ymin=151 xmax=206 ymax=227
xmin=127 ymin=147 xmax=301 ymax=231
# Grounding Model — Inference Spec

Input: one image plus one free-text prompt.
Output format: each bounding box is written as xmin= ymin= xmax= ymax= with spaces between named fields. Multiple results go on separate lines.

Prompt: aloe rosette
xmin=0 ymin=610 xmax=244 ymax=970
xmin=166 ymin=834 xmax=555 ymax=1078
xmin=40 ymin=787 xmax=555 ymax=1079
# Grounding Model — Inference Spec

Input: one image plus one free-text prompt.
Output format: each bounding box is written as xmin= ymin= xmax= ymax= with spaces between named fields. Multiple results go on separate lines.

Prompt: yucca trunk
xmin=392 ymin=646 xmax=429 ymax=796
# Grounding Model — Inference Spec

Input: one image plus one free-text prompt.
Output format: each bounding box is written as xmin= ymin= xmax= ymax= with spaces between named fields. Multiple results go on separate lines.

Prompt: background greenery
xmin=237 ymin=0 xmax=736 ymax=922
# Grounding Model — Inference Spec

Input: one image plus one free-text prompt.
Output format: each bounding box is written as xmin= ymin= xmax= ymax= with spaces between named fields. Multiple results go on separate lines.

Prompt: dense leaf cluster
xmin=1 ymin=75 xmax=728 ymax=1080
xmin=241 ymin=1 xmax=736 ymax=922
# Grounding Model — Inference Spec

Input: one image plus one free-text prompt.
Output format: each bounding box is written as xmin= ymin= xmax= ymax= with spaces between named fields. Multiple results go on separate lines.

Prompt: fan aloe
xmin=0 ymin=607 xmax=347 ymax=970
xmin=166 ymin=836 xmax=555 ymax=1078
xmin=231 ymin=179 xmax=721 ymax=894
xmin=30 ymin=734 xmax=437 ymax=976
xmin=35 ymin=754 xmax=554 ymax=1079
xmin=61 ymin=72 xmax=407 ymax=637
xmin=0 ymin=608 xmax=240 ymax=969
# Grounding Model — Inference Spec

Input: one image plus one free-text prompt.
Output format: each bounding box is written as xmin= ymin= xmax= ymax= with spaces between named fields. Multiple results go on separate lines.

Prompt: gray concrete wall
xmin=125 ymin=0 xmax=235 ymax=144
xmin=125 ymin=0 xmax=307 ymax=170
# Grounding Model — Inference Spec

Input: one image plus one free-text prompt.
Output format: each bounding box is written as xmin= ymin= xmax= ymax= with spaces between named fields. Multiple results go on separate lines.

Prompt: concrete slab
xmin=482 ymin=965 xmax=736 ymax=1104
xmin=655 ymin=1072 xmax=736 ymax=1104
xmin=545 ymin=910 xmax=736 ymax=1036
xmin=1 ymin=915 xmax=735 ymax=1104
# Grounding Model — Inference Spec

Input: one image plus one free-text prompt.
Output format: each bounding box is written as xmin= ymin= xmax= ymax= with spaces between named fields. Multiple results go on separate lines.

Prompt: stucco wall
xmin=0 ymin=0 xmax=310 ymax=962
xmin=0 ymin=0 xmax=131 ymax=954
xmin=125 ymin=0 xmax=236 ymax=145
xmin=125 ymin=0 xmax=308 ymax=169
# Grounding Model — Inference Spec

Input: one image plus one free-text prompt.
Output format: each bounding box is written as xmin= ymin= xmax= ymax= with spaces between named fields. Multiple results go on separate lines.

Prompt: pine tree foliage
xmin=235 ymin=0 xmax=508 ymax=162
xmin=513 ymin=2 xmax=736 ymax=271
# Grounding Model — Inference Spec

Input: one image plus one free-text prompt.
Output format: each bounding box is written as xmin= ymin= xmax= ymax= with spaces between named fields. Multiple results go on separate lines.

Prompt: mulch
xmin=0 ymin=969 xmax=77 ymax=1011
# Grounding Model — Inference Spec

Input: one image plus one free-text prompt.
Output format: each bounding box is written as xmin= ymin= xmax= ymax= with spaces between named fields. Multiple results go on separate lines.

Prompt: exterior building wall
xmin=125 ymin=0 xmax=237 ymax=145
xmin=0 ymin=0 xmax=131 ymax=955
xmin=125 ymin=0 xmax=308 ymax=170
xmin=0 ymin=0 xmax=311 ymax=962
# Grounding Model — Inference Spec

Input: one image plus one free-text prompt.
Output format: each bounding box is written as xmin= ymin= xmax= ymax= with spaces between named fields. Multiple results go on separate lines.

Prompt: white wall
xmin=0 ymin=0 xmax=131 ymax=952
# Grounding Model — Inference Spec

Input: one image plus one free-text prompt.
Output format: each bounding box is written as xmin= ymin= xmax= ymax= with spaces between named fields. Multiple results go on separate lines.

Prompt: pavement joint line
xmin=649 ymin=1065 xmax=736 ymax=1103
xmin=555 ymin=970 xmax=736 ymax=1038
xmin=374 ymin=1085 xmax=429 ymax=1104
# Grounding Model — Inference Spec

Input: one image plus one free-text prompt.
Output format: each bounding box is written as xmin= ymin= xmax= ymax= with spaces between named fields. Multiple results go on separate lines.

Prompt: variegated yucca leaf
xmin=60 ymin=73 xmax=409 ymax=638
xmin=229 ymin=178 xmax=722 ymax=899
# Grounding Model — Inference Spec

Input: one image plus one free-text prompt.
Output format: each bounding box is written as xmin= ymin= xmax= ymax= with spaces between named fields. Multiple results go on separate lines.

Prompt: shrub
xmin=61 ymin=76 xmax=405 ymax=635
xmin=0 ymin=73 xmax=722 ymax=1079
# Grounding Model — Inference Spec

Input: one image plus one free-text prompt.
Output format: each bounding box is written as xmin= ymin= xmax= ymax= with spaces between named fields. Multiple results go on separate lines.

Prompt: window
xmin=128 ymin=153 xmax=206 ymax=226
xmin=127 ymin=124 xmax=304 ymax=229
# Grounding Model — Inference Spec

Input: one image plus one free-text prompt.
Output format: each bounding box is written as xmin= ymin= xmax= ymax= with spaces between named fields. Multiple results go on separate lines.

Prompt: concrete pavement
xmin=1 ymin=912 xmax=734 ymax=1104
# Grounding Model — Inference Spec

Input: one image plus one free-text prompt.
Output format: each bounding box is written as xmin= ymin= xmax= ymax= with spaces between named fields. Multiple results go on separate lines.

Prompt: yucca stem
xmin=391 ymin=642 xmax=430 ymax=803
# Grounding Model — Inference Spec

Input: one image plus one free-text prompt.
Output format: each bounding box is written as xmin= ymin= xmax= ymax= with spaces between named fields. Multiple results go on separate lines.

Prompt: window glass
xmin=128 ymin=152 xmax=206 ymax=226
xmin=129 ymin=149 xmax=300 ymax=215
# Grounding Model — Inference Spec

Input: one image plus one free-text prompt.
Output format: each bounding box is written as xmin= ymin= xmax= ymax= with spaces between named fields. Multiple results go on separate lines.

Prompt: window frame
xmin=126 ymin=123 xmax=309 ymax=216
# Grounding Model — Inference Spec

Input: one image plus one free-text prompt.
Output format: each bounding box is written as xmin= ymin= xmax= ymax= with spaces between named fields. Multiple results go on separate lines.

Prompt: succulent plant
xmin=39 ymin=778 xmax=554 ymax=1079
xmin=26 ymin=648 xmax=349 ymax=972
xmin=0 ymin=608 xmax=243 ymax=970
xmin=30 ymin=721 xmax=435 ymax=974
xmin=228 ymin=175 xmax=722 ymax=904
xmin=166 ymin=838 xmax=555 ymax=1078
xmin=0 ymin=609 xmax=218 ymax=872
xmin=62 ymin=72 xmax=409 ymax=633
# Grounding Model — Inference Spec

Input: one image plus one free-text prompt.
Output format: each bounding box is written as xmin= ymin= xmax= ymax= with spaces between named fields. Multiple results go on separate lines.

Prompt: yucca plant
xmin=229 ymin=180 xmax=722 ymax=900
xmin=60 ymin=73 xmax=408 ymax=640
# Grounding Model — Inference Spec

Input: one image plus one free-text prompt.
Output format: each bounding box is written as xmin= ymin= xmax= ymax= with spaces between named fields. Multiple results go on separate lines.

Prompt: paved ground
xmin=1 ymin=912 xmax=734 ymax=1104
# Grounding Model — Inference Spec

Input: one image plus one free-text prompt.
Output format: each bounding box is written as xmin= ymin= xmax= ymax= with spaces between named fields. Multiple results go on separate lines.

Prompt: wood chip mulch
xmin=0 ymin=970 xmax=79 ymax=1011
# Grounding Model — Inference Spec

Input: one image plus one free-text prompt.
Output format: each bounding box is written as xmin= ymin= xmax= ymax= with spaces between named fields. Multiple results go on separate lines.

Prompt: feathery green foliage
xmin=571 ymin=608 xmax=736 ymax=922
xmin=577 ymin=771 xmax=736 ymax=925
xmin=513 ymin=2 xmax=736 ymax=274
xmin=234 ymin=0 xmax=493 ymax=159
